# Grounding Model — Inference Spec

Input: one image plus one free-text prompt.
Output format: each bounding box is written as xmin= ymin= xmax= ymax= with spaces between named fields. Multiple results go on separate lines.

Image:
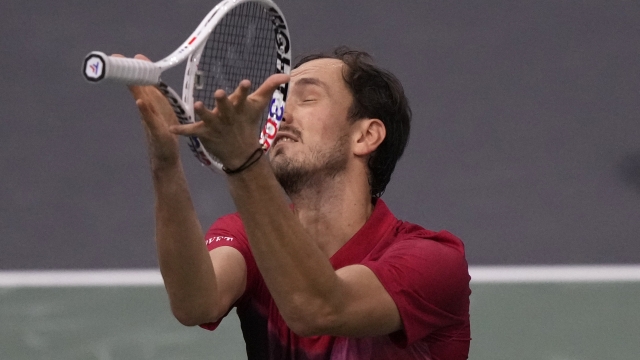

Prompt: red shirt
xmin=201 ymin=199 xmax=471 ymax=359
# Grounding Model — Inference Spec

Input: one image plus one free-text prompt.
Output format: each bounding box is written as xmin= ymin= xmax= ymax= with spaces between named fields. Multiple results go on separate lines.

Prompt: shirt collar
xmin=329 ymin=199 xmax=398 ymax=269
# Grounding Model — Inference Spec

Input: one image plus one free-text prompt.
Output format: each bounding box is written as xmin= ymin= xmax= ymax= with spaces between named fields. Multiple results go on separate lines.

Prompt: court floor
xmin=1 ymin=271 xmax=639 ymax=360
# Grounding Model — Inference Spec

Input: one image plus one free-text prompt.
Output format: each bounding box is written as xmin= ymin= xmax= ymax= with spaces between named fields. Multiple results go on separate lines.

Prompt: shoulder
xmin=206 ymin=213 xmax=246 ymax=238
xmin=367 ymin=219 xmax=470 ymax=307
xmin=379 ymin=223 xmax=469 ymax=280
xmin=372 ymin=199 xmax=466 ymax=256
xmin=371 ymin=201 xmax=468 ymax=275
xmin=395 ymin=221 xmax=466 ymax=254
xmin=362 ymin=216 xmax=470 ymax=345
xmin=204 ymin=213 xmax=249 ymax=250
xmin=208 ymin=212 xmax=244 ymax=232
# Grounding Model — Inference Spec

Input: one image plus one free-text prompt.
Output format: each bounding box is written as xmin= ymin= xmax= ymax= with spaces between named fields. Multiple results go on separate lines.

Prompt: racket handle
xmin=82 ymin=51 xmax=162 ymax=85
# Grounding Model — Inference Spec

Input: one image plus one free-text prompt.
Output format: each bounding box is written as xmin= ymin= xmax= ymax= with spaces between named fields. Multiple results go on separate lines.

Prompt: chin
xmin=269 ymin=142 xmax=288 ymax=156
xmin=271 ymin=146 xmax=301 ymax=162
xmin=269 ymin=148 xmax=286 ymax=163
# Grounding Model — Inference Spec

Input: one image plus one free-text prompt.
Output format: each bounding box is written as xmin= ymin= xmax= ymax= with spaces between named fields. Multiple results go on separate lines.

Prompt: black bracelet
xmin=222 ymin=147 xmax=264 ymax=174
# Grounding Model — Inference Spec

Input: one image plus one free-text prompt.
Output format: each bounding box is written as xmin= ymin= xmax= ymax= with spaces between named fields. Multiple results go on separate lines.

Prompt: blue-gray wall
xmin=1 ymin=0 xmax=639 ymax=269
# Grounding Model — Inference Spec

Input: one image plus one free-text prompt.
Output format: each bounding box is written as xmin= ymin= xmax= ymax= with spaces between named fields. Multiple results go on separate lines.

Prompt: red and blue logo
xmin=83 ymin=53 xmax=106 ymax=82
xmin=89 ymin=62 xmax=100 ymax=75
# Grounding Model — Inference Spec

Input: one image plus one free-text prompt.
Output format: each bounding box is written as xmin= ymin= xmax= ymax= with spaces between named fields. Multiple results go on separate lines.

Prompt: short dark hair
xmin=294 ymin=47 xmax=412 ymax=197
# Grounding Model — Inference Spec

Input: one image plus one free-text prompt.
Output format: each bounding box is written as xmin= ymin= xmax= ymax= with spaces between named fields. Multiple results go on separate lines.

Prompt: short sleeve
xmin=199 ymin=213 xmax=259 ymax=331
xmin=362 ymin=232 xmax=471 ymax=347
xmin=204 ymin=213 xmax=248 ymax=252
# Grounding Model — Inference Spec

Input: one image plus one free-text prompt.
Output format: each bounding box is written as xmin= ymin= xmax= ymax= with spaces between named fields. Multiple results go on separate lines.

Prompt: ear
xmin=352 ymin=119 xmax=386 ymax=157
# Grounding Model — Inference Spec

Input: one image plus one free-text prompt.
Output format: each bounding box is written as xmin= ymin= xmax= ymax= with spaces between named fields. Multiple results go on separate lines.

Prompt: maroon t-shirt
xmin=201 ymin=199 xmax=471 ymax=359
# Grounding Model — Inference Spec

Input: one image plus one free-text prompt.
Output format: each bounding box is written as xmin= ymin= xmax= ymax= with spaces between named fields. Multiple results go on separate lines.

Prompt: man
xmin=129 ymin=48 xmax=470 ymax=359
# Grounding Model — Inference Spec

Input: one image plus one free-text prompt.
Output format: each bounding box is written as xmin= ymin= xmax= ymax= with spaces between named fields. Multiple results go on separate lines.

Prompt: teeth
xmin=277 ymin=137 xmax=295 ymax=145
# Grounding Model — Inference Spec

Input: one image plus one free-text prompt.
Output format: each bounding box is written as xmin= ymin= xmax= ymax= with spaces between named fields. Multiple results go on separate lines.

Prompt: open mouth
xmin=273 ymin=133 xmax=299 ymax=147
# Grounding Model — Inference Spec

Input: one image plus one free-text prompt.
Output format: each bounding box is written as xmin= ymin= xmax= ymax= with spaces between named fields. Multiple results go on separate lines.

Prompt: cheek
xmin=308 ymin=125 xmax=350 ymax=155
xmin=296 ymin=104 xmax=350 ymax=145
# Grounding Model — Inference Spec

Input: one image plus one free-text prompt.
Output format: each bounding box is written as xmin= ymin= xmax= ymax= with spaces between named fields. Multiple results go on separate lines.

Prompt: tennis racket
xmin=82 ymin=0 xmax=291 ymax=171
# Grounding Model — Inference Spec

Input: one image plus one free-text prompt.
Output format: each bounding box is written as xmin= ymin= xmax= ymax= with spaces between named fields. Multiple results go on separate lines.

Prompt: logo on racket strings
xmin=260 ymin=97 xmax=285 ymax=150
xmin=261 ymin=7 xmax=291 ymax=151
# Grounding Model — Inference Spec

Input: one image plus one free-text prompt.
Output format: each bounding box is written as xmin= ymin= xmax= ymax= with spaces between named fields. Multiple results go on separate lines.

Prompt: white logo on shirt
xmin=205 ymin=236 xmax=235 ymax=245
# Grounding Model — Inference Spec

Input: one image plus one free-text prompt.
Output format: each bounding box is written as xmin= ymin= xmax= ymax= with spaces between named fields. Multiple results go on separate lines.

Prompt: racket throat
xmin=195 ymin=70 xmax=205 ymax=90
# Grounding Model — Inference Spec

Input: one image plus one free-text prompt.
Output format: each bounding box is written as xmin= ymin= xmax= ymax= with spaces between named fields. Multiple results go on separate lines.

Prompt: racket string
xmin=194 ymin=2 xmax=278 ymax=133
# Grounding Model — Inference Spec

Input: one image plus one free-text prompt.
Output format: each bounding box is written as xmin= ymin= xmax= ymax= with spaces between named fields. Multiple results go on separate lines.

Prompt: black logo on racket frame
xmin=269 ymin=7 xmax=290 ymax=100
xmin=157 ymin=82 xmax=213 ymax=166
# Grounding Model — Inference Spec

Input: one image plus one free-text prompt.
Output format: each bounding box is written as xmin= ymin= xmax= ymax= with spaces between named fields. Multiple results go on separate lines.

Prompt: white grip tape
xmin=83 ymin=51 xmax=162 ymax=85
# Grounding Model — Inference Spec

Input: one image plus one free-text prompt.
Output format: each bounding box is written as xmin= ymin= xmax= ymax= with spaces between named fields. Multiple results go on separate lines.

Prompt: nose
xmin=281 ymin=105 xmax=292 ymax=125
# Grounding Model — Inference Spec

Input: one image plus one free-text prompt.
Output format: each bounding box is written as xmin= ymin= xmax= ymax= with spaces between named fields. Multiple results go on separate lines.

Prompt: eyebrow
xmin=293 ymin=77 xmax=330 ymax=92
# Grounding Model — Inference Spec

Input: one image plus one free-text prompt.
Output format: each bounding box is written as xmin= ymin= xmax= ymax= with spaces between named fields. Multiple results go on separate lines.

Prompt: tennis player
xmin=130 ymin=48 xmax=470 ymax=359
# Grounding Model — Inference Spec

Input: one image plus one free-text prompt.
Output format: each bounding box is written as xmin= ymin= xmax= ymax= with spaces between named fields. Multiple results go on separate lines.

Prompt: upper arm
xmin=206 ymin=246 xmax=247 ymax=321
xmin=202 ymin=214 xmax=253 ymax=322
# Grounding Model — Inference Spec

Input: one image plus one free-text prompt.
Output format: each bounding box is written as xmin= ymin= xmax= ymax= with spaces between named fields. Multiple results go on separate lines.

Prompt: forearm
xmin=151 ymin=161 xmax=220 ymax=324
xmin=226 ymin=157 xmax=344 ymax=332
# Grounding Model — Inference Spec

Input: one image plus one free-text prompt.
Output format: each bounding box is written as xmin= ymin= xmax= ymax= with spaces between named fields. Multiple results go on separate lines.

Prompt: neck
xmin=288 ymin=167 xmax=374 ymax=258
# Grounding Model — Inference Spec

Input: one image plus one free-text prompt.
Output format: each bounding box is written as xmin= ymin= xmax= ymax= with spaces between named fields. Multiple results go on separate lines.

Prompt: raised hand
xmin=170 ymin=74 xmax=290 ymax=170
xmin=120 ymin=54 xmax=182 ymax=170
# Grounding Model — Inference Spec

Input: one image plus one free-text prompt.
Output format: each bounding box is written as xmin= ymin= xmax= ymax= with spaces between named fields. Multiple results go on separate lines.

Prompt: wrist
xmin=223 ymin=147 xmax=264 ymax=175
xmin=146 ymin=143 xmax=181 ymax=173
xmin=151 ymin=158 xmax=183 ymax=177
xmin=226 ymin=154 xmax=271 ymax=183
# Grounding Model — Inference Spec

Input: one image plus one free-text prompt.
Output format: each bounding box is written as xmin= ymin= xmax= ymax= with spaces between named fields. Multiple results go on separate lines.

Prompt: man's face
xmin=269 ymin=58 xmax=355 ymax=194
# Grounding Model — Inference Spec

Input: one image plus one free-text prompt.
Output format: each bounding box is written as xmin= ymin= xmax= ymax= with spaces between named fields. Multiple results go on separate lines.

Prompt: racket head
xmin=181 ymin=0 xmax=292 ymax=171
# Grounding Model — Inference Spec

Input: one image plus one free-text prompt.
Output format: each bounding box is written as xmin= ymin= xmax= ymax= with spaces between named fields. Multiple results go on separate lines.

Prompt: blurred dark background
xmin=1 ymin=0 xmax=638 ymax=269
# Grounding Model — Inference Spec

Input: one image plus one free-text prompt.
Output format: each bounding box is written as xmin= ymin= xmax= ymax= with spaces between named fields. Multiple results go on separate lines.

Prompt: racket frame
xmin=83 ymin=0 xmax=292 ymax=172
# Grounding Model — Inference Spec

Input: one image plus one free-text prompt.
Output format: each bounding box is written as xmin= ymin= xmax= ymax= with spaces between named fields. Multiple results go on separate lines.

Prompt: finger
xmin=169 ymin=122 xmax=206 ymax=136
xmin=252 ymin=73 xmax=290 ymax=104
xmin=228 ymin=79 xmax=251 ymax=107
xmin=129 ymin=83 xmax=146 ymax=100
xmin=136 ymin=99 xmax=160 ymax=131
xmin=214 ymin=89 xmax=234 ymax=120
xmin=134 ymin=54 xmax=152 ymax=62
xmin=130 ymin=84 xmax=163 ymax=102
xmin=137 ymin=98 xmax=158 ymax=118
xmin=194 ymin=101 xmax=216 ymax=121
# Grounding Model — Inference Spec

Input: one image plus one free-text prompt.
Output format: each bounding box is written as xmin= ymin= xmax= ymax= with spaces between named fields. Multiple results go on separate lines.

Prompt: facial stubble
xmin=272 ymin=134 xmax=351 ymax=196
